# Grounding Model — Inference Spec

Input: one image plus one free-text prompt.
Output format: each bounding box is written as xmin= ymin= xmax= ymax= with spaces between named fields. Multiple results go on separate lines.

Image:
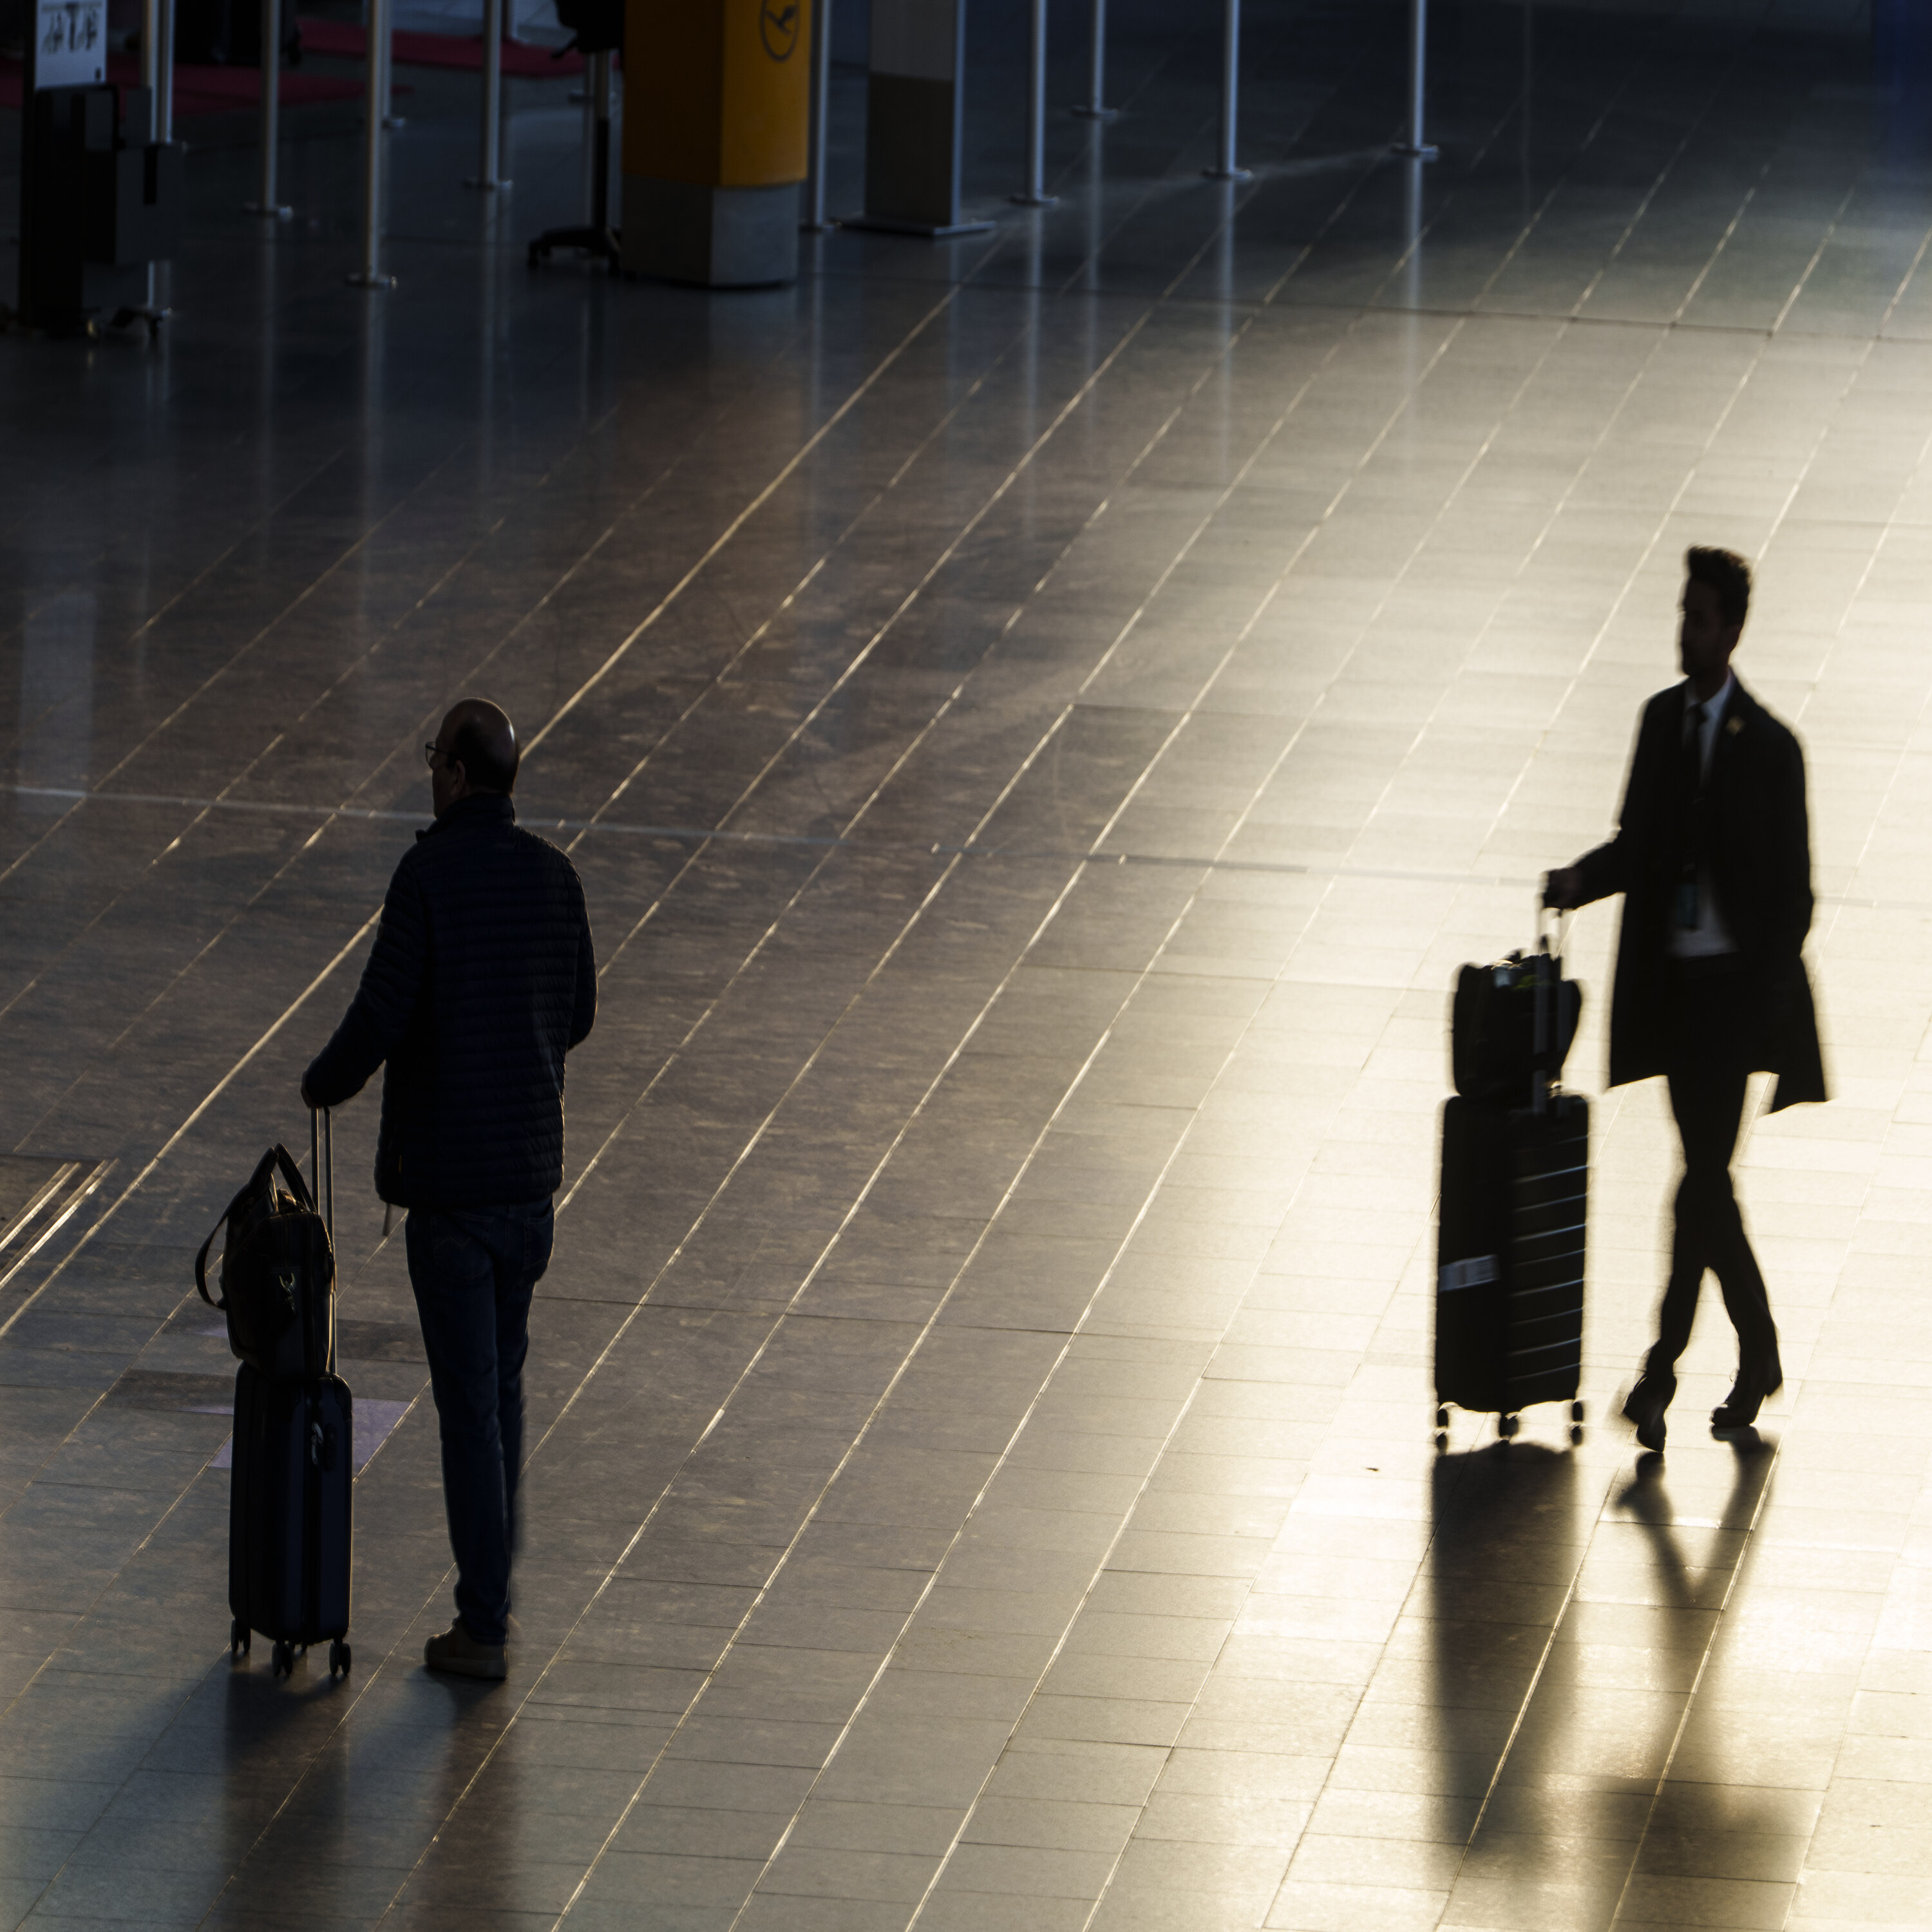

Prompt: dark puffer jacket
xmin=303 ymin=795 xmax=596 ymax=1208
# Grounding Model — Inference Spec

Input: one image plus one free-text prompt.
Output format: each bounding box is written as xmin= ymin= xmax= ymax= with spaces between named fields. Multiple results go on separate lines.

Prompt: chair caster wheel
xmin=1434 ymin=1406 xmax=1449 ymax=1430
xmin=231 ymin=1618 xmax=250 ymax=1658
xmin=328 ymin=1640 xmax=351 ymax=1679
xmin=1571 ymin=1424 xmax=1584 ymax=1445
xmin=271 ymin=1640 xmax=294 ymax=1679
xmin=1571 ymin=1401 xmax=1586 ymax=1423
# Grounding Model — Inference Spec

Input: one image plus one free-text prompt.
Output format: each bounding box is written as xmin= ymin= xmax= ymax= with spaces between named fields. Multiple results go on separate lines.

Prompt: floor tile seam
xmin=569 ymin=298 xmax=1179 ymax=999
xmin=0 ymin=909 xmax=377 ymax=1370
xmin=1258 ymin=118 xmax=1435 ymax=311
xmin=1056 ymin=810 xmax=1564 ymax=1926
xmin=516 ymin=277 xmax=994 ymax=768
xmin=0 ymin=431 xmax=358 ymax=723
xmin=0 ymin=918 xmax=384 ymax=1727
xmin=0 ymin=294 xmax=1182 ymax=1542
xmin=368 ymin=712 xmax=1109 ymax=1924
xmin=0 ymin=1376 xmax=399 ymax=1923
xmin=3 ymin=712 xmax=412 ymax=1161
xmin=1790 ymin=404 xmax=1932 ymax=781
xmin=1600 ymin=1447 xmax=1792 ymax=1930
xmin=740 ymin=901 xmax=1343 ymax=1932
xmin=1301 ymin=316 xmax=1593 ymax=870
xmin=1358 ymin=62 xmax=1589 ymax=321
xmin=411 ymin=855 xmax=1118 ymax=1924
xmin=554 ymin=453 xmax=1370 ymax=1913
xmin=791 ymin=509 xmax=1429 ymax=1924
xmin=1363 ymin=312 xmax=1684 ymax=855
xmin=1766 ymin=180 xmax=1868 ymax=341
xmin=1072 ymin=301 xmax=1450 ymax=724
xmin=1564 ymin=44 xmax=1761 ymax=327
xmin=1508 ymin=316 xmax=1783 ymax=837
xmin=1868 ymin=209 xmax=1932 ymax=340
xmin=0 ymin=407 xmax=783 ymax=1147
xmin=546 ymin=673 xmax=1084 ymax=1236
xmin=547 ymin=287 xmax=1204 ymax=858
xmin=80 ymin=401 xmax=582 ymax=808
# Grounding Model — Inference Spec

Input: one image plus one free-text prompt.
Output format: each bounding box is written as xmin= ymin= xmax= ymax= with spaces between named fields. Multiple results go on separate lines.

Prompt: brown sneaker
xmin=424 ymin=1621 xmax=507 ymax=1680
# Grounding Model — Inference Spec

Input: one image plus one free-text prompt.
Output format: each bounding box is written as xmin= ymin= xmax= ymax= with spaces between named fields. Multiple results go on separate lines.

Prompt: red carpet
xmin=0 ymin=54 xmax=398 ymax=115
xmin=297 ymin=17 xmax=584 ymax=77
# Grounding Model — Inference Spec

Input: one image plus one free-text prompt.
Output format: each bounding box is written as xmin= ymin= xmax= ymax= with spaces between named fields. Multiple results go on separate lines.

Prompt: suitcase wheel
xmin=271 ymin=1640 xmax=295 ymax=1680
xmin=231 ymin=1618 xmax=250 ymax=1658
xmin=1434 ymin=1406 xmax=1449 ymax=1430
xmin=1570 ymin=1423 xmax=1584 ymax=1445
xmin=1571 ymin=1401 xmax=1585 ymax=1423
xmin=328 ymin=1640 xmax=352 ymax=1680
xmin=1434 ymin=1430 xmax=1448 ymax=1454
xmin=1497 ymin=1414 xmax=1519 ymax=1440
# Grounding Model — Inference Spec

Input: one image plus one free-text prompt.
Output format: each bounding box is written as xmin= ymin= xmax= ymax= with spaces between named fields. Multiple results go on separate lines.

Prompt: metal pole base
xmin=1203 ymin=166 xmax=1251 ymax=182
xmin=465 ymin=177 xmax=512 ymax=191
xmin=243 ymin=202 xmax=293 ymax=218
xmin=108 ymin=304 xmax=170 ymax=336
xmin=1010 ymin=193 xmax=1058 ymax=207
xmin=838 ymin=215 xmax=996 ymax=238
xmin=1391 ymin=142 xmax=1439 ymax=160
xmin=346 ymin=272 xmax=397 ymax=288
xmin=1071 ymin=104 xmax=1117 ymax=119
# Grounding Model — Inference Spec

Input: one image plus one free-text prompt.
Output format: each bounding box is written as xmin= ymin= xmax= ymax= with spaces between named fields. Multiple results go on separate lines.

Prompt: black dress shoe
xmin=1622 ymin=1375 xmax=1672 ymax=1452
xmin=1712 ymin=1351 xmax=1781 ymax=1432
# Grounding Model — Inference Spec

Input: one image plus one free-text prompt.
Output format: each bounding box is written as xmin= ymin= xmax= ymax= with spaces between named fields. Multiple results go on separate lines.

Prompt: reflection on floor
xmin=5 ymin=1 xmax=1932 ymax=1927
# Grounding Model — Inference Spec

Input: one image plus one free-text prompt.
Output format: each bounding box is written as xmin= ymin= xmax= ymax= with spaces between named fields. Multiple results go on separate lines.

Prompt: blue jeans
xmin=406 ymin=1200 xmax=553 ymax=1647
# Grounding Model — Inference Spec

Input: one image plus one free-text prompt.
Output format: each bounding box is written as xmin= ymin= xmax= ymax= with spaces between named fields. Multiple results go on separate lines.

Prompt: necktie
xmin=1676 ymin=701 xmax=1704 ymax=929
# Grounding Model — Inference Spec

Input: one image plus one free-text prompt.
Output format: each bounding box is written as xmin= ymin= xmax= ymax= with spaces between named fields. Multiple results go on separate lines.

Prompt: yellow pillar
xmin=621 ymin=0 xmax=812 ymax=287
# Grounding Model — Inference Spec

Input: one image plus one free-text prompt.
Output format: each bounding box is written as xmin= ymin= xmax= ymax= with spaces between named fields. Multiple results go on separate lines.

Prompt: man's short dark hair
xmin=450 ymin=715 xmax=519 ymax=794
xmin=1685 ymin=545 xmax=1751 ymax=629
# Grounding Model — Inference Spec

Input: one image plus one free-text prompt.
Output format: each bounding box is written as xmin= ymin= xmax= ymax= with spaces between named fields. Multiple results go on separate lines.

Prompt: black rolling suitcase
xmin=211 ymin=1110 xmax=354 ymax=1680
xmin=1435 ymin=924 xmax=1588 ymax=1445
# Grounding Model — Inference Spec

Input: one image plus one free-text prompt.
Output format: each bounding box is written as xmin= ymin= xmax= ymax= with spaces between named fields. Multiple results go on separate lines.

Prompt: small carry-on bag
xmin=1435 ymin=918 xmax=1588 ymax=1445
xmin=195 ymin=1133 xmax=335 ymax=1382
xmin=220 ymin=1110 xmax=354 ymax=1680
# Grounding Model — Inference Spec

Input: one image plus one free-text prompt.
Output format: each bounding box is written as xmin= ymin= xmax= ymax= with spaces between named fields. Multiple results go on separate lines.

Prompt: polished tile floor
xmin=5 ymin=1 xmax=1932 ymax=1928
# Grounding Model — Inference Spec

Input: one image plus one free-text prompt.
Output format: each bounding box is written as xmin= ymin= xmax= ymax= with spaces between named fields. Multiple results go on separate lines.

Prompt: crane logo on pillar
xmin=759 ymin=1 xmax=799 ymax=61
xmin=621 ymin=0 xmax=811 ymax=285
xmin=35 ymin=0 xmax=108 ymax=87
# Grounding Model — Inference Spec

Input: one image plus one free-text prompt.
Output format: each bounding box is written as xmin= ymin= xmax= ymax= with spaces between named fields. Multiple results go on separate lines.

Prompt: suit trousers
xmin=1645 ymin=963 xmax=1782 ymax=1390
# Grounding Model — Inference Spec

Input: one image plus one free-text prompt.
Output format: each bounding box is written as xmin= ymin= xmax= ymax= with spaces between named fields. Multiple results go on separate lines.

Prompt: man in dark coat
xmin=1546 ymin=547 xmax=1823 ymax=1454
xmin=303 ymin=699 xmax=596 ymax=1678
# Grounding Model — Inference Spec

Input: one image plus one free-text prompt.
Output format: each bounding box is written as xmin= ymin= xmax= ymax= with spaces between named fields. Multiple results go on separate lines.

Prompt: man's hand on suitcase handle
xmin=1543 ymin=867 xmax=1582 ymax=911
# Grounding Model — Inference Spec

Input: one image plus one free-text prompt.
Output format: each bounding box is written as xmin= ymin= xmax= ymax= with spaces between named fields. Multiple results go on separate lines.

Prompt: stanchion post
xmin=467 ymin=0 xmax=509 ymax=189
xmin=155 ymin=0 xmax=175 ymax=140
xmin=1203 ymin=0 xmax=1248 ymax=180
xmin=1072 ymin=0 xmax=1113 ymax=118
xmin=348 ymin=0 xmax=395 ymax=286
xmin=1392 ymin=0 xmax=1438 ymax=160
xmin=245 ymin=0 xmax=292 ymax=216
xmin=803 ymin=0 xmax=833 ymax=229
xmin=1010 ymin=0 xmax=1056 ymax=205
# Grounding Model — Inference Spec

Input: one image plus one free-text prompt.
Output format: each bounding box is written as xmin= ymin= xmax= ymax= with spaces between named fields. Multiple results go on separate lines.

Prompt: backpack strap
xmin=194 ymin=1144 xmax=316 ymax=1307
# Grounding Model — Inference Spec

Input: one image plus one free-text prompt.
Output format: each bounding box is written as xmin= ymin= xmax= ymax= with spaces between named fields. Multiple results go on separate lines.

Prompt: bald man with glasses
xmin=303 ymin=699 xmax=597 ymax=1679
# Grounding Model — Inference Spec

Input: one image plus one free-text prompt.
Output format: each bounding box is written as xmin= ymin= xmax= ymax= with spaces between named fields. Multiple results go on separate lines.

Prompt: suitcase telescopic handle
xmin=309 ymin=1106 xmax=332 ymax=1245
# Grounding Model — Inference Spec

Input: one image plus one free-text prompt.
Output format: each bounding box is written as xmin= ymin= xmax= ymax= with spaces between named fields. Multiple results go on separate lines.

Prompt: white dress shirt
xmin=1669 ymin=671 xmax=1738 ymax=960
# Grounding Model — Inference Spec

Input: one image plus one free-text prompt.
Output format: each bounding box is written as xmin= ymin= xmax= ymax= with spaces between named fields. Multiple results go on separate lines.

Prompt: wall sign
xmin=35 ymin=0 xmax=108 ymax=88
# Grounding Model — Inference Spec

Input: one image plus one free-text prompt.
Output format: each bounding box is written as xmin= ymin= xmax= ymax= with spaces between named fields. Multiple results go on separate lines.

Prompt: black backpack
xmin=196 ymin=1145 xmax=335 ymax=1380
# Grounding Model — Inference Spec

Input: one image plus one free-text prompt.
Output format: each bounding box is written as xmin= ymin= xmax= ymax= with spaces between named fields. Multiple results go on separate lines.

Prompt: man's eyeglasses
xmin=423 ymin=743 xmax=443 ymax=770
